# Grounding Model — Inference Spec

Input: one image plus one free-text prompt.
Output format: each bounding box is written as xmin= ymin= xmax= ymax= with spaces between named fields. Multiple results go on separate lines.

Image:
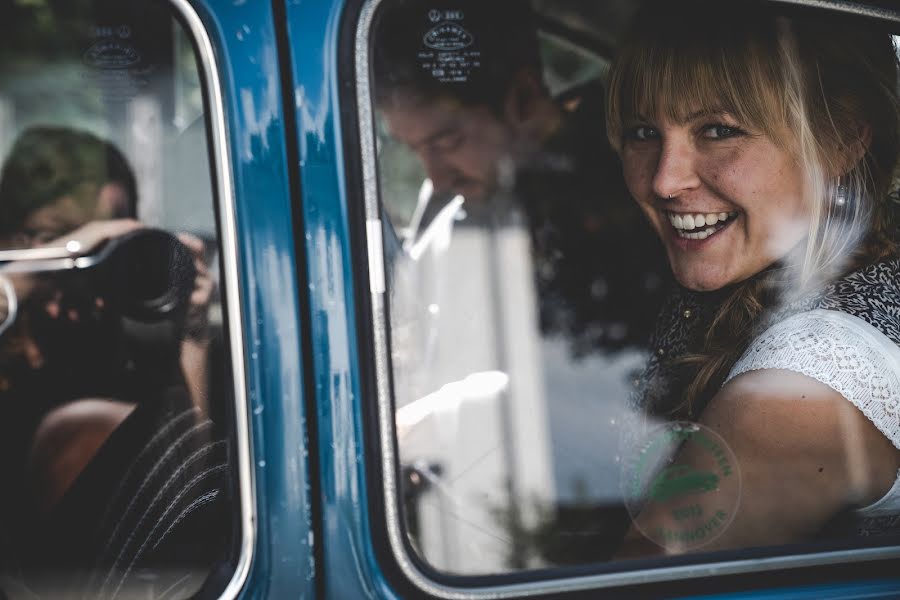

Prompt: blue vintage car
xmin=0 ymin=0 xmax=899 ymax=598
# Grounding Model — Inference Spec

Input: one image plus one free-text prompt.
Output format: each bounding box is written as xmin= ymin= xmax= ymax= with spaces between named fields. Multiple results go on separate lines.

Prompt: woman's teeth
xmin=668 ymin=211 xmax=737 ymax=240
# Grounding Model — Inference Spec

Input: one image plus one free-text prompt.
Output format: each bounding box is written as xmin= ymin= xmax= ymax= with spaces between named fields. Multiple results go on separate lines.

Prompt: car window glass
xmin=0 ymin=1 xmax=240 ymax=597
xmin=369 ymin=0 xmax=900 ymax=580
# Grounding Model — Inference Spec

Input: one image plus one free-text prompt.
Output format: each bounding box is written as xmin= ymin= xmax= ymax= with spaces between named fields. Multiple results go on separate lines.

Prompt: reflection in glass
xmin=0 ymin=2 xmax=237 ymax=597
xmin=372 ymin=0 xmax=900 ymax=578
xmin=373 ymin=0 xmax=664 ymax=573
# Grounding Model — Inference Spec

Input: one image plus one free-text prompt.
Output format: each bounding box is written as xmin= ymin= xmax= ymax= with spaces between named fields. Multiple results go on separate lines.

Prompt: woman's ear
xmin=837 ymin=122 xmax=873 ymax=175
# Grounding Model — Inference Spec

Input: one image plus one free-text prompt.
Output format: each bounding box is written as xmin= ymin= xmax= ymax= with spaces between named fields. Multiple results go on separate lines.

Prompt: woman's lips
xmin=666 ymin=210 xmax=739 ymax=241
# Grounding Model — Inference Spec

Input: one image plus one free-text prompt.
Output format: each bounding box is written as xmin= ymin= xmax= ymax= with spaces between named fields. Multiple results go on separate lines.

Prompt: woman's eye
xmin=627 ymin=126 xmax=659 ymax=141
xmin=702 ymin=124 xmax=743 ymax=139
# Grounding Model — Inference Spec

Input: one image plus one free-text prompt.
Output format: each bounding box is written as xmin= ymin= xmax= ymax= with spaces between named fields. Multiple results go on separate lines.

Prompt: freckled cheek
xmin=622 ymin=155 xmax=655 ymax=203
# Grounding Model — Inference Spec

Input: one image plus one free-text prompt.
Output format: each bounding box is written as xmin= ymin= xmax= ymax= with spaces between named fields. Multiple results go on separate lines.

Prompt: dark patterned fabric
xmin=633 ymin=286 xmax=729 ymax=417
xmin=807 ymin=260 xmax=900 ymax=348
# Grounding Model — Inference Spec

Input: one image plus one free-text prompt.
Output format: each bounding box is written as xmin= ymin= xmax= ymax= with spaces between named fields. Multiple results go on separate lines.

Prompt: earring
xmin=835 ymin=184 xmax=848 ymax=207
xmin=832 ymin=177 xmax=851 ymax=208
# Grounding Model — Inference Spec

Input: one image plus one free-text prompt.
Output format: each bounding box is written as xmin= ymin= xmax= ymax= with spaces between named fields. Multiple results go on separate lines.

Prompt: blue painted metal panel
xmin=185 ymin=1 xmax=315 ymax=597
xmin=280 ymin=0 xmax=398 ymax=598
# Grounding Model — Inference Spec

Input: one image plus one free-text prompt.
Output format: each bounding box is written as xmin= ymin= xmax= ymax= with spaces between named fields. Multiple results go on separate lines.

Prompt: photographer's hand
xmin=177 ymin=233 xmax=213 ymax=340
xmin=39 ymin=219 xmax=144 ymax=324
xmin=0 ymin=219 xmax=142 ymax=334
xmin=177 ymin=232 xmax=213 ymax=415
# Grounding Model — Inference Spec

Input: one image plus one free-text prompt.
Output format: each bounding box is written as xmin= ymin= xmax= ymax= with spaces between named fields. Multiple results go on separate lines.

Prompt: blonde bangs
xmin=607 ymin=19 xmax=788 ymax=152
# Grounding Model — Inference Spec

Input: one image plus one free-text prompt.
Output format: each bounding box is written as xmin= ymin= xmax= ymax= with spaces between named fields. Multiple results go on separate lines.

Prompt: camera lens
xmin=102 ymin=229 xmax=196 ymax=322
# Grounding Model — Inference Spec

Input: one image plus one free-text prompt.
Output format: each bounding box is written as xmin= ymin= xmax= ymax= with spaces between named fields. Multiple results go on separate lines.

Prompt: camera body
xmin=24 ymin=229 xmax=198 ymax=403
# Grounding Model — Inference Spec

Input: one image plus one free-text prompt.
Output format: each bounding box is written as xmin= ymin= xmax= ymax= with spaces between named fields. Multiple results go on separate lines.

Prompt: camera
xmin=85 ymin=228 xmax=197 ymax=324
xmin=19 ymin=229 xmax=199 ymax=402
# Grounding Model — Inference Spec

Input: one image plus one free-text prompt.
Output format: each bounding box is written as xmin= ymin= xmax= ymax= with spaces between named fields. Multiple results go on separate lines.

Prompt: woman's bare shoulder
xmin=708 ymin=369 xmax=900 ymax=507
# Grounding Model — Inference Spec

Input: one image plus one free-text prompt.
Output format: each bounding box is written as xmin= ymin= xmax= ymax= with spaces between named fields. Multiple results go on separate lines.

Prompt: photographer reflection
xmin=0 ymin=127 xmax=223 ymax=588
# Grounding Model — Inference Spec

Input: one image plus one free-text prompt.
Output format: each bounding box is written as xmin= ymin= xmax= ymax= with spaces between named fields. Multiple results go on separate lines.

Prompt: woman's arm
xmin=623 ymin=369 xmax=900 ymax=556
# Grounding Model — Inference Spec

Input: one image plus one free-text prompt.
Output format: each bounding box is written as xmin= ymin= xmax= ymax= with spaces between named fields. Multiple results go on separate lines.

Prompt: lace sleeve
xmin=726 ymin=309 xmax=900 ymax=450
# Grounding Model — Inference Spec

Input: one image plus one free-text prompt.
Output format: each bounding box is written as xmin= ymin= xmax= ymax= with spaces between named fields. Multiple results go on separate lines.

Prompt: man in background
xmin=373 ymin=0 xmax=666 ymax=356
xmin=372 ymin=0 xmax=668 ymax=568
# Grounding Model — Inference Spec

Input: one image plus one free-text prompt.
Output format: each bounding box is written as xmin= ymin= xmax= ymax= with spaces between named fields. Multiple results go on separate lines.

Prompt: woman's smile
xmin=621 ymin=111 xmax=808 ymax=291
xmin=665 ymin=210 xmax=739 ymax=242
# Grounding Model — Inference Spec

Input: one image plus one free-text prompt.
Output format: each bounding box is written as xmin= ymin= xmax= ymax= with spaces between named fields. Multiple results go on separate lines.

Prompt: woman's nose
xmin=652 ymin=138 xmax=701 ymax=200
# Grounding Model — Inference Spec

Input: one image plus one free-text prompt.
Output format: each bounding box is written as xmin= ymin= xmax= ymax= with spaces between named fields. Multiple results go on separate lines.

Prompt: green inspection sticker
xmin=622 ymin=421 xmax=741 ymax=551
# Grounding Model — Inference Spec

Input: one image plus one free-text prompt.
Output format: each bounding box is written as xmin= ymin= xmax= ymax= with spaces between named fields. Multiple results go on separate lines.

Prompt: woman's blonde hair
xmin=607 ymin=1 xmax=900 ymax=412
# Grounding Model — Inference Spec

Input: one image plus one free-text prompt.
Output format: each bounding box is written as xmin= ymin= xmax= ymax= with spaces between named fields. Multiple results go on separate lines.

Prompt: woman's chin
xmin=672 ymin=268 xmax=730 ymax=292
xmin=680 ymin=280 xmax=725 ymax=292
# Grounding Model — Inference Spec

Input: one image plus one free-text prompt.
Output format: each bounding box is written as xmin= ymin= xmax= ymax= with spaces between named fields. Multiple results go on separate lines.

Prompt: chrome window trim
xmin=167 ymin=1 xmax=256 ymax=598
xmin=356 ymin=0 xmax=900 ymax=597
xmin=767 ymin=0 xmax=900 ymax=20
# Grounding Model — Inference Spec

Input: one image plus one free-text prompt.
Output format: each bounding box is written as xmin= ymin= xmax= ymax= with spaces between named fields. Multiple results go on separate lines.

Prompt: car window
xmin=365 ymin=0 xmax=900 ymax=587
xmin=0 ymin=1 xmax=241 ymax=597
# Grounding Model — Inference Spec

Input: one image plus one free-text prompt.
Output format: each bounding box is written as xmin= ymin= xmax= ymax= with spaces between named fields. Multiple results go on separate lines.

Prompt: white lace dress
xmin=725 ymin=259 xmax=900 ymax=524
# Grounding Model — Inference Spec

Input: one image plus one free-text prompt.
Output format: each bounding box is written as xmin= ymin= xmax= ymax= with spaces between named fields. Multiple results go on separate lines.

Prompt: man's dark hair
xmin=0 ymin=126 xmax=137 ymax=236
xmin=372 ymin=0 xmax=543 ymax=113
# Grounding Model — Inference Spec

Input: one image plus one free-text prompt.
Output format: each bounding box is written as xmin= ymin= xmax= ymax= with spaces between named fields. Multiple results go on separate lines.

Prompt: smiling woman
xmin=607 ymin=0 xmax=900 ymax=553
